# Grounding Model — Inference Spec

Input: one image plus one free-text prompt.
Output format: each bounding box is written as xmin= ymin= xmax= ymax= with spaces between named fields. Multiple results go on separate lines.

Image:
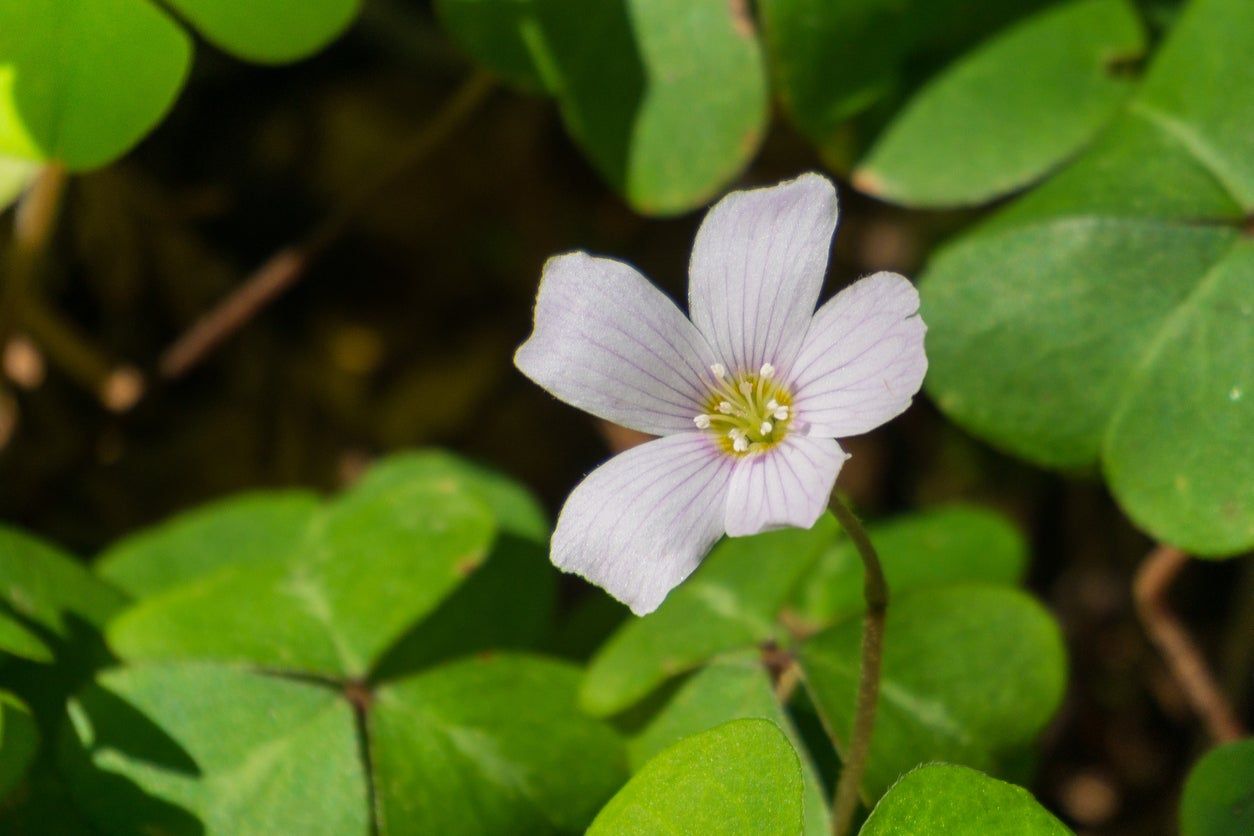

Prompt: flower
xmin=515 ymin=173 xmax=927 ymax=615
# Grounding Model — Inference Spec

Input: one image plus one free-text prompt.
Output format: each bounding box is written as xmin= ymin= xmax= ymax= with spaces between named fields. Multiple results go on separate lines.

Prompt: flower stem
xmin=827 ymin=494 xmax=888 ymax=836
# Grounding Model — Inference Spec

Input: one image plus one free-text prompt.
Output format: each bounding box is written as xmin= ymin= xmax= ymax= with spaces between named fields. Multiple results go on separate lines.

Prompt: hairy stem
xmin=159 ymin=71 xmax=495 ymax=379
xmin=1134 ymin=544 xmax=1245 ymax=743
xmin=827 ymin=495 xmax=888 ymax=836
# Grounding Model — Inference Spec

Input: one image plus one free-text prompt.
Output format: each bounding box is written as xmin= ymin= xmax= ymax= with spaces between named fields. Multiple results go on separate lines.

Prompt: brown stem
xmin=0 ymin=164 xmax=68 ymax=362
xmin=1134 ymin=544 xmax=1245 ymax=743
xmin=828 ymin=495 xmax=889 ymax=836
xmin=159 ymin=71 xmax=496 ymax=379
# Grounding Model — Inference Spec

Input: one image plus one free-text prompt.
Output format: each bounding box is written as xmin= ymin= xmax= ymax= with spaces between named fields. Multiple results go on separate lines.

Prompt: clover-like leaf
xmin=371 ymin=654 xmax=626 ymax=835
xmin=0 ymin=609 xmax=52 ymax=664
xmin=107 ymin=462 xmax=496 ymax=678
xmin=436 ymin=0 xmax=768 ymax=215
xmin=800 ymin=585 xmax=1066 ymax=800
xmin=921 ymin=0 xmax=1254 ymax=554
xmin=853 ymin=0 xmax=1145 ymax=207
xmin=580 ymin=516 xmax=838 ymax=716
xmin=0 ymin=0 xmax=358 ymax=169
xmin=0 ymin=525 xmax=126 ymax=640
xmin=588 ymin=718 xmax=804 ymax=835
xmin=761 ymin=0 xmax=1053 ymax=169
xmin=1180 ymin=740 xmax=1254 ymax=836
xmin=629 ymin=651 xmax=829 ymax=835
xmin=860 ymin=764 xmax=1071 ymax=835
xmin=0 ymin=692 xmax=39 ymax=802
xmin=97 ymin=491 xmax=321 ymax=599
xmin=60 ymin=663 xmax=370 ymax=836
xmin=789 ymin=504 xmax=1026 ymax=628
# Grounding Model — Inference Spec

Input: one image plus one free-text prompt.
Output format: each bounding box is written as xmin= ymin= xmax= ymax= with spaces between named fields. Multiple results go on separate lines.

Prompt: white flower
xmin=515 ymin=173 xmax=927 ymax=614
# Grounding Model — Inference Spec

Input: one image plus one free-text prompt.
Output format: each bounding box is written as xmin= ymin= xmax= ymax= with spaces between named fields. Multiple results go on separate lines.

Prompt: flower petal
xmin=789 ymin=272 xmax=927 ymax=438
xmin=516 ymin=252 xmax=719 ymax=436
xmin=551 ymin=433 xmax=734 ymax=615
xmin=688 ymin=173 xmax=839 ymax=376
xmin=724 ymin=436 xmax=847 ymax=538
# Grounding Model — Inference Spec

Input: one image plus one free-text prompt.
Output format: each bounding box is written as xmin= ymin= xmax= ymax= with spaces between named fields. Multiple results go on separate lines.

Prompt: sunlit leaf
xmin=588 ymin=718 xmax=804 ymax=835
xmin=861 ymin=763 xmax=1070 ymax=835
xmin=854 ymin=0 xmax=1145 ymax=207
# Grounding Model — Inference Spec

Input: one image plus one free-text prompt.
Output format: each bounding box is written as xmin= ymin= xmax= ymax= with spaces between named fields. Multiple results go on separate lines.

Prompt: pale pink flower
xmin=516 ymin=174 xmax=927 ymax=614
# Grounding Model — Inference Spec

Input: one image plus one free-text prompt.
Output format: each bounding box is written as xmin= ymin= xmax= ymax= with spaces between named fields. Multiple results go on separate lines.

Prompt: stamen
xmin=774 ymin=407 xmax=789 ymax=420
xmin=766 ymin=399 xmax=779 ymax=411
xmin=760 ymin=421 xmax=773 ymax=435
xmin=732 ymin=435 xmax=749 ymax=453
xmin=718 ymin=401 xmax=734 ymax=414
xmin=710 ymin=363 xmax=726 ymax=379
xmin=693 ymin=414 xmax=711 ymax=429
xmin=738 ymin=381 xmax=753 ymax=395
xmin=760 ymin=363 xmax=775 ymax=379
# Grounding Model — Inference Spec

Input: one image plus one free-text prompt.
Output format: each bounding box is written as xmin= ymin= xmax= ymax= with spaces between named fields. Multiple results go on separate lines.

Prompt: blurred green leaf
xmin=922 ymin=0 xmax=1254 ymax=554
xmin=0 ymin=610 xmax=52 ymax=664
xmin=107 ymin=463 xmax=495 ymax=678
xmin=60 ymin=663 xmax=369 ymax=836
xmin=371 ymin=654 xmax=626 ymax=835
xmin=800 ymin=585 xmax=1066 ymax=799
xmin=0 ymin=692 xmax=39 ymax=802
xmin=589 ymin=718 xmax=803 ymax=835
xmin=628 ymin=652 xmax=829 ymax=835
xmin=0 ymin=0 xmax=358 ymax=170
xmin=860 ymin=763 xmax=1071 ymax=835
xmin=761 ymin=0 xmax=1052 ymax=168
xmin=0 ymin=526 xmax=125 ymax=638
xmin=789 ymin=504 xmax=1026 ymax=628
xmin=581 ymin=516 xmax=838 ymax=717
xmin=437 ymin=0 xmax=768 ymax=215
xmin=161 ymin=0 xmax=360 ymax=63
xmin=1180 ymin=740 xmax=1254 ymax=836
xmin=854 ymin=0 xmax=1145 ymax=207
xmin=96 ymin=491 xmax=321 ymax=599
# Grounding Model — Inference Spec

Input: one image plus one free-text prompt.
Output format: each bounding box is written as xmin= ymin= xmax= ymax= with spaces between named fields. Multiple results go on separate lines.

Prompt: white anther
xmin=760 ymin=363 xmax=775 ymax=379
xmin=774 ymin=407 xmax=789 ymax=420
xmin=710 ymin=363 xmax=726 ymax=379
xmin=766 ymin=399 xmax=779 ymax=411
xmin=760 ymin=421 xmax=773 ymax=435
xmin=718 ymin=401 xmax=734 ymax=414
xmin=733 ymin=436 xmax=750 ymax=453
xmin=693 ymin=414 xmax=711 ymax=429
xmin=738 ymin=381 xmax=753 ymax=395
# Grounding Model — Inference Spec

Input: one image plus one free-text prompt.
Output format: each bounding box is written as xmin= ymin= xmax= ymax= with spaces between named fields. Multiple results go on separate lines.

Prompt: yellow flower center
xmin=693 ymin=363 xmax=793 ymax=457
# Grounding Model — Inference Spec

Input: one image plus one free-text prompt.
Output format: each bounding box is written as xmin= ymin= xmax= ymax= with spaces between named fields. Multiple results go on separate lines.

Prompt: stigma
xmin=692 ymin=363 xmax=793 ymax=456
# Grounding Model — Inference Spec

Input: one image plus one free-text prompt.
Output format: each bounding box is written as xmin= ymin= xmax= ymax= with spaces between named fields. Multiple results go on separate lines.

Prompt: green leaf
xmin=107 ymin=467 xmax=495 ymax=678
xmin=0 ymin=525 xmax=126 ymax=638
xmin=790 ymin=504 xmax=1026 ymax=628
xmin=0 ymin=0 xmax=192 ymax=169
xmin=161 ymin=0 xmax=360 ymax=63
xmin=589 ymin=718 xmax=804 ymax=835
xmin=371 ymin=654 xmax=627 ymax=835
xmin=629 ymin=652 xmax=830 ymax=835
xmin=921 ymin=0 xmax=1254 ymax=554
xmin=581 ymin=516 xmax=838 ymax=716
xmin=854 ymin=0 xmax=1145 ymax=207
xmin=0 ymin=609 xmax=53 ymax=663
xmin=1180 ymin=740 xmax=1254 ymax=836
xmin=96 ymin=491 xmax=322 ymax=599
xmin=60 ymin=663 xmax=369 ymax=835
xmin=760 ymin=0 xmax=1052 ymax=168
xmin=436 ymin=0 xmax=768 ymax=215
xmin=800 ymin=585 xmax=1066 ymax=799
xmin=0 ymin=692 xmax=39 ymax=801
xmin=860 ymin=763 xmax=1071 ymax=835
